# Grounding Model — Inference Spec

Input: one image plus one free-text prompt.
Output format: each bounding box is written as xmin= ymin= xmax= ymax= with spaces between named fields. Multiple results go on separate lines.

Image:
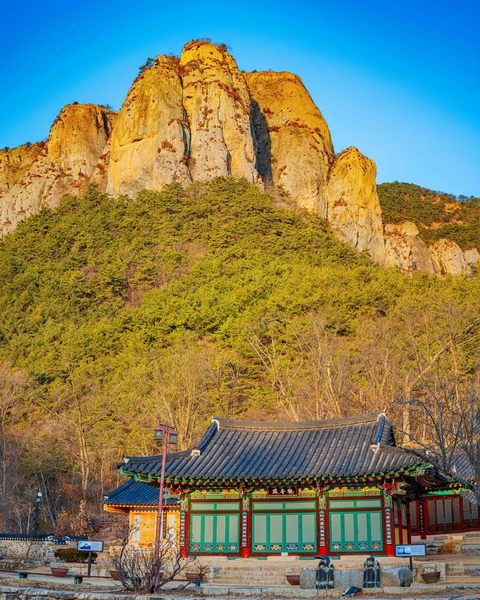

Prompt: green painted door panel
xmin=252 ymin=512 xmax=316 ymax=553
xmin=329 ymin=511 xmax=384 ymax=553
xmin=189 ymin=513 xmax=240 ymax=553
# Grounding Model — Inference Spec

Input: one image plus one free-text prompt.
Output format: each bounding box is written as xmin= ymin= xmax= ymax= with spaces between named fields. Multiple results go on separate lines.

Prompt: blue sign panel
xmin=395 ymin=544 xmax=426 ymax=557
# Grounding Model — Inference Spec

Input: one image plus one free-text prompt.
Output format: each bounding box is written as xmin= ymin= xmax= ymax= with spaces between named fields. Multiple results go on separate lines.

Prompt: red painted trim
xmin=240 ymin=491 xmax=252 ymax=558
xmin=180 ymin=504 xmax=189 ymax=558
xmin=421 ymin=498 xmax=428 ymax=540
xmin=382 ymin=496 xmax=395 ymax=557
xmin=406 ymin=500 xmax=412 ymax=544
xmin=459 ymin=494 xmax=466 ymax=529
xmin=324 ymin=501 xmax=330 ymax=554
xmin=247 ymin=498 xmax=253 ymax=556
xmin=319 ymin=512 xmax=328 ymax=554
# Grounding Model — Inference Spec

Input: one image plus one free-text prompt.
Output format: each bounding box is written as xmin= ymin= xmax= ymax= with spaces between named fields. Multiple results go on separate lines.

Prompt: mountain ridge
xmin=0 ymin=39 xmax=478 ymax=275
xmin=1 ymin=178 xmax=479 ymax=527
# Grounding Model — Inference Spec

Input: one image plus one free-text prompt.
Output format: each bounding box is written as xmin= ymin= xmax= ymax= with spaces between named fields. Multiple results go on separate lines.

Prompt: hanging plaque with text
xmin=267 ymin=486 xmax=298 ymax=496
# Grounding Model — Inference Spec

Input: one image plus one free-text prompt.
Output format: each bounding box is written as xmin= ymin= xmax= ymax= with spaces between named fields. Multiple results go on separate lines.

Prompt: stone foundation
xmin=299 ymin=566 xmax=412 ymax=589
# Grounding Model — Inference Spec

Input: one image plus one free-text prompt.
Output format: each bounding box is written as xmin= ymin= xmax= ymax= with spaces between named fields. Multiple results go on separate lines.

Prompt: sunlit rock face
xmin=1 ymin=40 xmax=478 ymax=277
xmin=106 ymin=56 xmax=191 ymax=197
xmin=384 ymin=222 xmax=435 ymax=273
xmin=245 ymin=71 xmax=334 ymax=213
xmin=0 ymin=104 xmax=114 ymax=235
xmin=180 ymin=41 xmax=258 ymax=183
xmin=464 ymin=248 xmax=480 ymax=273
xmin=429 ymin=238 xmax=468 ymax=275
xmin=325 ymin=147 xmax=385 ymax=264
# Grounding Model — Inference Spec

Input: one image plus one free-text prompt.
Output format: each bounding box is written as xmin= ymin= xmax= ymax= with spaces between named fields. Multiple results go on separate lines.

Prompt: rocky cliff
xmin=1 ymin=104 xmax=114 ymax=233
xmin=384 ymin=221 xmax=434 ymax=273
xmin=1 ymin=40 xmax=477 ymax=275
xmin=245 ymin=71 xmax=334 ymax=213
xmin=325 ymin=147 xmax=385 ymax=264
xmin=180 ymin=41 xmax=258 ymax=183
xmin=106 ymin=56 xmax=190 ymax=196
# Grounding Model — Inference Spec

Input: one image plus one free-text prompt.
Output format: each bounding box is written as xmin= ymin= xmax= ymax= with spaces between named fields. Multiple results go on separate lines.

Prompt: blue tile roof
xmin=121 ymin=413 xmax=433 ymax=484
xmin=104 ymin=479 xmax=179 ymax=507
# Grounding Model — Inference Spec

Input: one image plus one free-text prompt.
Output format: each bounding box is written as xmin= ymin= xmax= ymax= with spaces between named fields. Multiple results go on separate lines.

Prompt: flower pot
xmin=109 ymin=570 xmax=122 ymax=581
xmin=185 ymin=572 xmax=204 ymax=583
xmin=51 ymin=567 xmax=69 ymax=577
xmin=421 ymin=571 xmax=441 ymax=584
xmin=286 ymin=573 xmax=301 ymax=585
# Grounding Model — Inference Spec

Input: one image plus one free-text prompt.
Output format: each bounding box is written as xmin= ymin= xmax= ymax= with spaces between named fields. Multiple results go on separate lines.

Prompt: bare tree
xmin=111 ymin=539 xmax=197 ymax=592
xmin=393 ymin=309 xmax=480 ymax=500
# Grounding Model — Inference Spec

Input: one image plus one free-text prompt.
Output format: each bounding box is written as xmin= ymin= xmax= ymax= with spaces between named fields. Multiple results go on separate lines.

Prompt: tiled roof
xmin=104 ymin=479 xmax=179 ymax=507
xmin=121 ymin=413 xmax=431 ymax=484
xmin=452 ymin=451 xmax=475 ymax=482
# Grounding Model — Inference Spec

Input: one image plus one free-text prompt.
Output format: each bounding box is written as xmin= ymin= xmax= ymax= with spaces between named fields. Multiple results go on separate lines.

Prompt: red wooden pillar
xmin=318 ymin=492 xmax=328 ymax=555
xmin=240 ymin=491 xmax=251 ymax=558
xmin=419 ymin=498 xmax=428 ymax=540
xmin=406 ymin=500 xmax=412 ymax=544
xmin=458 ymin=494 xmax=466 ymax=531
xmin=179 ymin=495 xmax=189 ymax=558
xmin=383 ymin=492 xmax=395 ymax=557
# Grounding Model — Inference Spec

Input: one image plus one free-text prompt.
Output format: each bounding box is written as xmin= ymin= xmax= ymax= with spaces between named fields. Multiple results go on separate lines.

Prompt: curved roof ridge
xmin=214 ymin=413 xmax=380 ymax=432
xmin=374 ymin=443 xmax=426 ymax=459
xmin=123 ymin=450 xmax=191 ymax=463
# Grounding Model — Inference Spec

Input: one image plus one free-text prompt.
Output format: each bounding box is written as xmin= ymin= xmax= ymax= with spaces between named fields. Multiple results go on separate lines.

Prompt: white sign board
xmin=395 ymin=544 xmax=426 ymax=557
xmin=77 ymin=540 xmax=104 ymax=552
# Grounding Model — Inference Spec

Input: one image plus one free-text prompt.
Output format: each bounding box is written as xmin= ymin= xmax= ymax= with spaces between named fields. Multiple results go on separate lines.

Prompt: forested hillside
xmin=378 ymin=182 xmax=480 ymax=250
xmin=1 ymin=178 xmax=479 ymax=532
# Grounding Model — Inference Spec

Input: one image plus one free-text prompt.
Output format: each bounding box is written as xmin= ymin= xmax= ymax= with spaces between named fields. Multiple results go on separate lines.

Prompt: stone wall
xmin=0 ymin=541 xmax=59 ymax=564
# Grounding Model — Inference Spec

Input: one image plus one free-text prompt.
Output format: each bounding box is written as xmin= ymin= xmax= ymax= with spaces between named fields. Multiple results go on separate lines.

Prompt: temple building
xmin=410 ymin=451 xmax=479 ymax=536
xmin=104 ymin=479 xmax=179 ymax=546
xmin=115 ymin=413 xmax=466 ymax=557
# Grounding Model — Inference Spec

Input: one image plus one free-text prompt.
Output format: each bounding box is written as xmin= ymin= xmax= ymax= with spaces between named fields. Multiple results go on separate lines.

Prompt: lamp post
xmin=33 ymin=490 xmax=42 ymax=536
xmin=153 ymin=424 xmax=178 ymax=553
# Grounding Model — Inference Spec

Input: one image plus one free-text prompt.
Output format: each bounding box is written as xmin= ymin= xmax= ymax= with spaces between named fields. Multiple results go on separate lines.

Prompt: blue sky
xmin=1 ymin=0 xmax=479 ymax=195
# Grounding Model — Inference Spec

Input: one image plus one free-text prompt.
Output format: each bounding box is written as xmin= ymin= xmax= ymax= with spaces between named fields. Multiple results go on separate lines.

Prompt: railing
xmin=0 ymin=533 xmax=88 ymax=545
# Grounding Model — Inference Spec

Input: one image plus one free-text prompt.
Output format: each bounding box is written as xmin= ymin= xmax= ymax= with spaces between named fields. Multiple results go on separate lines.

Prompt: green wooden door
xmin=328 ymin=510 xmax=383 ymax=552
xmin=252 ymin=512 xmax=317 ymax=553
xmin=189 ymin=512 xmax=240 ymax=553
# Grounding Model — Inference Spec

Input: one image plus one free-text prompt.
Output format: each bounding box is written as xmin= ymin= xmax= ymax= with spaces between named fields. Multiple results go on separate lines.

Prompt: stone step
xmin=214 ymin=568 xmax=283 ymax=572
xmin=213 ymin=579 xmax=287 ymax=585
xmin=213 ymin=572 xmax=285 ymax=578
xmin=446 ymin=576 xmax=480 ymax=584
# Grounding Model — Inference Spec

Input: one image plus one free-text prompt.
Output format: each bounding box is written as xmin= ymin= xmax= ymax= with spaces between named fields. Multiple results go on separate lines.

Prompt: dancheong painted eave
xmin=119 ymin=413 xmax=441 ymax=485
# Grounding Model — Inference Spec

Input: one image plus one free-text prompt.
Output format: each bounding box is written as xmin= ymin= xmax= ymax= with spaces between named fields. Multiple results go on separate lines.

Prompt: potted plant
xmin=50 ymin=561 xmax=69 ymax=577
xmin=286 ymin=573 xmax=301 ymax=585
xmin=185 ymin=560 xmax=209 ymax=585
xmin=421 ymin=570 xmax=441 ymax=584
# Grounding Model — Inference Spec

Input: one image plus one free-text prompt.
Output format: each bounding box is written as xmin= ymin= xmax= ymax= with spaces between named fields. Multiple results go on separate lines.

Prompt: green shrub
xmin=378 ymin=181 xmax=480 ymax=249
xmin=54 ymin=548 xmax=98 ymax=563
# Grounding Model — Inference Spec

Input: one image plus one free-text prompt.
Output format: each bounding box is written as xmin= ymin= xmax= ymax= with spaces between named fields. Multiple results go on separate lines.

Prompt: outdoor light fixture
xmin=33 ymin=490 xmax=43 ymax=536
xmin=153 ymin=423 xmax=178 ymax=554
xmin=154 ymin=426 xmax=178 ymax=445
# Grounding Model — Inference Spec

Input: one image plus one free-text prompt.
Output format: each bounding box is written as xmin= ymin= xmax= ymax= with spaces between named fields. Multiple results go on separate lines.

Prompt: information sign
xmin=77 ymin=540 xmax=104 ymax=552
xmin=395 ymin=544 xmax=426 ymax=557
